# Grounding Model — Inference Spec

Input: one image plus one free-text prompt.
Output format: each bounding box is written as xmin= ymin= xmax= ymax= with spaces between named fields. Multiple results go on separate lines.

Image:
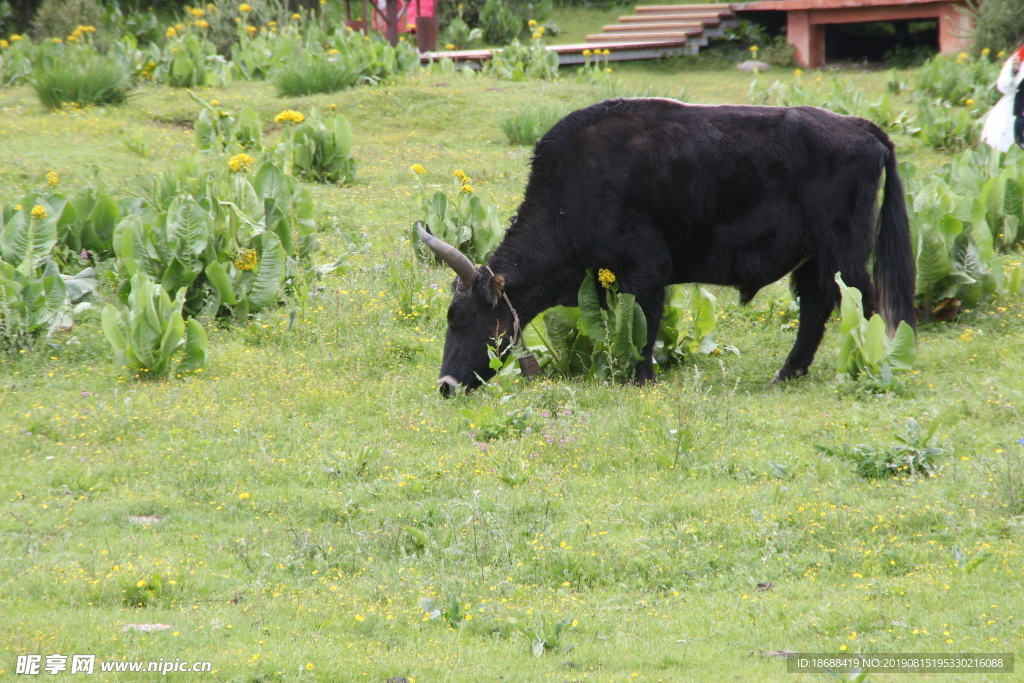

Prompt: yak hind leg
xmin=773 ymin=259 xmax=839 ymax=382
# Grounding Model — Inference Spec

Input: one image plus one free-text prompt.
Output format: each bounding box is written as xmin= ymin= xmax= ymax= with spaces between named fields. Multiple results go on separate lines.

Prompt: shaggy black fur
xmin=435 ymin=98 xmax=915 ymax=393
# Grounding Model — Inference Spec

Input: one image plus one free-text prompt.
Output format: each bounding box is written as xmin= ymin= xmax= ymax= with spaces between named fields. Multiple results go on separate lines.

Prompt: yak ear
xmin=484 ymin=274 xmax=505 ymax=308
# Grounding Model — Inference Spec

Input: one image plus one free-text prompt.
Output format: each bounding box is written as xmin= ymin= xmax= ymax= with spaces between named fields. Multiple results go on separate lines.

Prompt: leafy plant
xmin=419 ymin=594 xmax=468 ymax=628
xmin=748 ymin=74 xmax=909 ymax=133
xmin=480 ymin=0 xmax=522 ymax=45
xmin=460 ymin=404 xmax=533 ymax=440
xmin=576 ymin=268 xmax=646 ymax=383
xmin=914 ymin=52 xmax=1001 ymax=107
xmin=907 ymin=98 xmax=979 ymax=151
xmin=835 ymin=274 xmax=916 ymax=390
xmin=524 ymin=306 xmax=595 ymax=377
xmin=411 ymin=169 xmax=503 ymax=264
xmin=488 ymin=36 xmax=559 ymax=81
xmin=0 ymin=258 xmax=67 ymax=354
xmin=520 ymin=613 xmax=573 ymax=657
xmin=816 ymin=419 xmax=949 ymax=479
xmin=276 ymin=107 xmax=356 ymax=184
xmin=150 ymin=32 xmax=232 ymax=88
xmin=101 ymin=272 xmax=208 ymax=377
xmin=116 ymin=158 xmax=314 ymax=319
xmin=654 ymin=284 xmax=734 ymax=369
xmin=189 ymin=90 xmax=263 ymax=152
xmin=55 ymin=179 xmax=124 ymax=260
xmin=439 ymin=3 xmax=483 ymax=50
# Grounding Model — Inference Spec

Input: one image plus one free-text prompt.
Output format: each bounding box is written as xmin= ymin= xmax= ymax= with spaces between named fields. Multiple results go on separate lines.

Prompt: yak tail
xmin=872 ymin=130 xmax=916 ymax=335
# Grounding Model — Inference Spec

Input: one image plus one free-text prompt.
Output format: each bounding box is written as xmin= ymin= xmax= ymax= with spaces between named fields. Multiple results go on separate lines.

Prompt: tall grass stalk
xmin=31 ymin=53 xmax=131 ymax=110
xmin=272 ymin=58 xmax=361 ymax=97
xmin=497 ymin=105 xmax=568 ymax=146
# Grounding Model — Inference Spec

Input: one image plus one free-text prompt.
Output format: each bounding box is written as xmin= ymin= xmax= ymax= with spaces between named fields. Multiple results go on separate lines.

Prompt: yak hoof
xmin=772 ymin=367 xmax=807 ymax=383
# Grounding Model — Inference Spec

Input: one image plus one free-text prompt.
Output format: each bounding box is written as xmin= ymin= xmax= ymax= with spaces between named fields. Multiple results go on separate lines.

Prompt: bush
xmin=968 ymin=0 xmax=1024 ymax=57
xmin=31 ymin=47 xmax=131 ymax=110
xmin=30 ymin=0 xmax=103 ymax=41
xmin=194 ymin=0 xmax=294 ymax=56
xmin=277 ymin=107 xmax=357 ymax=184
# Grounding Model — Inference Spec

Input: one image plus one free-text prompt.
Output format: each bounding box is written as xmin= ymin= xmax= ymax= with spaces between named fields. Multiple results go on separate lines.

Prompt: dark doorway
xmin=824 ymin=19 xmax=938 ymax=64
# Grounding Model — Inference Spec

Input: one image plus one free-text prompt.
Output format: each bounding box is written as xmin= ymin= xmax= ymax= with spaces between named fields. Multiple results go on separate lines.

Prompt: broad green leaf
xmin=915 ymin=229 xmax=953 ymax=304
xmin=692 ymin=286 xmax=717 ymax=339
xmin=246 ymin=233 xmax=286 ymax=310
xmin=863 ymin=314 xmax=886 ymax=366
xmin=576 ymin=270 xmax=605 ymax=342
xmin=205 ymin=261 xmax=237 ymax=305
xmin=887 ymin=321 xmax=916 ymax=370
xmin=101 ymin=304 xmax=127 ymax=353
xmin=178 ymin=318 xmax=208 ymax=372
xmin=836 ymin=274 xmax=864 ymax=334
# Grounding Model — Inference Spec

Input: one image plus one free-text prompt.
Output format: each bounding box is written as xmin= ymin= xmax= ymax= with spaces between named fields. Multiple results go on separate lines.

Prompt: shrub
xmin=968 ymin=0 xmax=1024 ymax=57
xmin=480 ymin=0 xmax=522 ymax=45
xmin=194 ymin=0 xmax=294 ymax=56
xmin=189 ymin=90 xmax=263 ymax=152
xmin=31 ymin=47 xmax=131 ymax=110
xmin=30 ymin=0 xmax=103 ymax=42
xmin=272 ymin=55 xmax=361 ymax=96
xmin=914 ymin=53 xmax=1001 ymax=108
xmin=834 ymin=273 xmax=915 ymax=390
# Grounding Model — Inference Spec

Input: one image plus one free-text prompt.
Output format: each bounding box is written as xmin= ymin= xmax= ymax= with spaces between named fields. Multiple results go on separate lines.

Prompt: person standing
xmin=982 ymin=45 xmax=1024 ymax=152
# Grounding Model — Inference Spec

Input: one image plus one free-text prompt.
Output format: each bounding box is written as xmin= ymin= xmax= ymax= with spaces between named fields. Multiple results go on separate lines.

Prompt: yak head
xmin=418 ymin=226 xmax=514 ymax=397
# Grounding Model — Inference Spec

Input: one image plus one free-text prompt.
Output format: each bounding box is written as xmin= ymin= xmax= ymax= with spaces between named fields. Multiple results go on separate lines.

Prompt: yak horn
xmin=418 ymin=225 xmax=477 ymax=284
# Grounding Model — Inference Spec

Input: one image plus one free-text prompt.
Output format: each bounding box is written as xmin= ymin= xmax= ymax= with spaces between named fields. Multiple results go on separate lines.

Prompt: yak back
xmin=500 ymin=98 xmax=891 ymax=291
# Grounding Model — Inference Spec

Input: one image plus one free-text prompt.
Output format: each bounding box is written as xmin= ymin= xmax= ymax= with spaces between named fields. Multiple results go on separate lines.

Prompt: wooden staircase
xmin=584 ymin=4 xmax=739 ymax=53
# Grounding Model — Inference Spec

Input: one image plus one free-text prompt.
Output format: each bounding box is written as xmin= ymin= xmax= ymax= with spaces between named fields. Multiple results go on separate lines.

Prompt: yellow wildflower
xmin=274 ymin=110 xmax=305 ymax=124
xmin=582 ymin=49 xmax=591 ymax=57
xmin=292 ymin=13 xmax=302 ymax=19
xmin=52 ymin=38 xmax=62 ymax=43
xmin=210 ymin=99 xmax=219 ymax=106
xmin=320 ymin=0 xmax=327 ymax=4
xmin=537 ymin=26 xmax=545 ymax=35
xmin=329 ymin=103 xmax=337 ymax=110
xmin=13 ymin=204 xmax=22 ymax=211
xmin=239 ymin=3 xmax=251 ymax=11
xmin=46 ymin=171 xmax=58 ymax=187
xmin=532 ymin=31 xmax=542 ymax=39
xmin=67 ymin=34 xmax=78 ymax=42
xmin=328 ymin=48 xmax=340 ymax=55
xmin=965 ymin=98 xmax=975 ymax=106
xmin=233 ymin=249 xmax=258 ymax=271
xmin=189 ymin=7 xmax=205 ymax=17
xmin=981 ymin=47 xmax=991 ymax=57
xmin=598 ymin=268 xmax=616 ymax=288
xmin=166 ymin=26 xmax=177 ymax=38
xmin=31 ymin=205 xmax=48 ymax=220
xmin=460 ymin=184 xmax=474 ymax=193
xmin=794 ymin=68 xmax=803 ymax=76
xmin=958 ymin=51 xmax=968 ymax=60
xmin=10 ymin=34 xmax=22 ymax=41
xmin=246 ymin=25 xmax=257 ymax=34
xmin=997 ymin=50 xmax=1006 ymax=58
xmin=80 ymin=25 xmax=96 ymax=32
xmin=445 ymin=43 xmax=455 ymax=50
xmin=239 ymin=492 xmax=250 ymax=500
xmin=453 ymin=169 xmax=467 ymax=180
xmin=228 ymin=153 xmax=254 ymax=173
xmin=195 ymin=20 xmax=209 ymax=29
xmin=749 ymin=45 xmax=759 ymax=53
xmin=410 ymin=163 xmax=426 ymax=175
xmin=0 ymin=40 xmax=8 ymax=49
xmin=528 ymin=19 xmax=538 ymax=28
xmin=603 ymin=49 xmax=610 ymax=55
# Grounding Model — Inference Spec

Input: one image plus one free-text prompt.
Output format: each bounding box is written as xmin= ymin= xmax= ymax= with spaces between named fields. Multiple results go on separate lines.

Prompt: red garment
xmin=371 ymin=0 xmax=434 ymax=33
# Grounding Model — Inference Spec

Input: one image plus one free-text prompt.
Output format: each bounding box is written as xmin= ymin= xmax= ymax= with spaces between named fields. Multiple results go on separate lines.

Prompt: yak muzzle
xmin=438 ymin=375 xmax=460 ymax=398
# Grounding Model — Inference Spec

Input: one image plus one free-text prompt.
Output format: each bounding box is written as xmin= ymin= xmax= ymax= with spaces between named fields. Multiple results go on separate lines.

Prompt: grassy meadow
xmin=1 ymin=61 xmax=1023 ymax=683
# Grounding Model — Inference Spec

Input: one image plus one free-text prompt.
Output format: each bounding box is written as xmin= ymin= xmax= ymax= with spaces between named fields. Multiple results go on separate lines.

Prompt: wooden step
xmin=619 ymin=13 xmax=728 ymax=23
xmin=635 ymin=3 xmax=733 ymax=11
xmin=602 ymin=22 xmax=703 ymax=32
xmin=586 ymin=31 xmax=693 ymax=42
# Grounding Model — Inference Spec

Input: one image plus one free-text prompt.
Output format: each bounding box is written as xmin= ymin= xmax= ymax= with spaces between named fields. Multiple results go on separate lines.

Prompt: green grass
xmin=497 ymin=104 xmax=569 ymax=145
xmin=1 ymin=65 xmax=1022 ymax=682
